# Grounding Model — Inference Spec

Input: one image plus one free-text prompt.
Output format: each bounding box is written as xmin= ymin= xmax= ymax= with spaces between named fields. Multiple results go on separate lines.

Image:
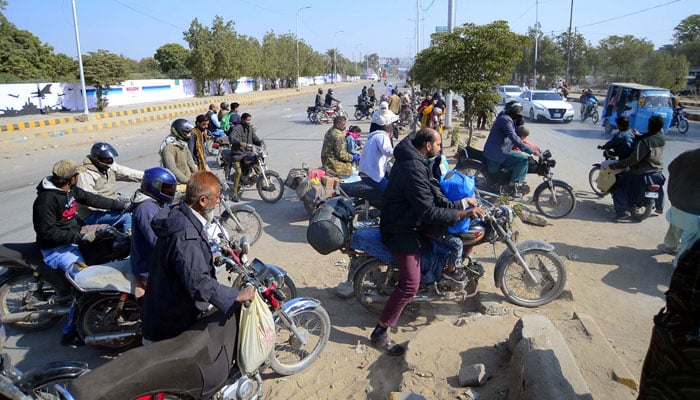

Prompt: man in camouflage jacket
xmin=321 ymin=116 xmax=355 ymax=176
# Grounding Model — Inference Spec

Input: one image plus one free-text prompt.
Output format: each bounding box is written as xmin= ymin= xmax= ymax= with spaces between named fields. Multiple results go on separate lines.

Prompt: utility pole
xmin=296 ymin=6 xmax=311 ymax=91
xmin=71 ymin=0 xmax=89 ymax=117
xmin=444 ymin=0 xmax=455 ymax=130
xmin=566 ymin=0 xmax=574 ymax=86
xmin=333 ymin=30 xmax=343 ymax=84
xmin=534 ymin=0 xmax=540 ymax=89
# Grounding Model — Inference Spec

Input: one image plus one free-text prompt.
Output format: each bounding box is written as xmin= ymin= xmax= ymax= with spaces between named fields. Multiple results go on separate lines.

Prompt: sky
xmin=3 ymin=0 xmax=693 ymax=62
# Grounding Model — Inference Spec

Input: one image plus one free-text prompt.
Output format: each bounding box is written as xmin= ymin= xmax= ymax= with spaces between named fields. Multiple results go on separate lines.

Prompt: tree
xmin=0 ymin=14 xmax=58 ymax=81
xmin=52 ymin=53 xmax=78 ymax=81
xmin=411 ymin=21 xmax=526 ymax=143
xmin=82 ymin=49 xmax=129 ymax=111
xmin=673 ymin=14 xmax=700 ymax=45
xmin=642 ymin=52 xmax=690 ymax=92
xmin=675 ymin=40 xmax=700 ymax=66
xmin=154 ymin=43 xmax=190 ymax=77
xmin=597 ymin=35 xmax=653 ymax=83
xmin=555 ymin=31 xmax=592 ymax=85
xmin=183 ymin=18 xmax=213 ymax=95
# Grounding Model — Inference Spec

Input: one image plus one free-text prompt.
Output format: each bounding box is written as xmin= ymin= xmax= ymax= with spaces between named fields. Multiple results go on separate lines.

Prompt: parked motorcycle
xmin=669 ymin=105 xmax=689 ymax=134
xmin=59 ymin=237 xmax=330 ymax=400
xmin=0 ymin=324 xmax=89 ymax=399
xmin=65 ymin=216 xmax=294 ymax=352
xmin=580 ymin=98 xmax=599 ymax=123
xmin=216 ymin=186 xmax=264 ymax=246
xmin=456 ymin=146 xmax=576 ymax=219
xmin=344 ymin=198 xmax=567 ymax=309
xmin=0 ymin=227 xmax=129 ymax=332
xmin=220 ymin=144 xmax=285 ymax=203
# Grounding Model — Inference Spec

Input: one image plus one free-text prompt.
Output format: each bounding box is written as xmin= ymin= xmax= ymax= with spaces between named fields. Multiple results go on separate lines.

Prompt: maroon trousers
xmin=379 ymin=253 xmax=421 ymax=327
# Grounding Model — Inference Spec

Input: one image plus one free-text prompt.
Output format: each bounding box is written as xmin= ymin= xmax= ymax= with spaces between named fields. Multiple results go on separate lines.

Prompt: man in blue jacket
xmin=483 ymin=101 xmax=539 ymax=193
xmin=141 ymin=171 xmax=254 ymax=342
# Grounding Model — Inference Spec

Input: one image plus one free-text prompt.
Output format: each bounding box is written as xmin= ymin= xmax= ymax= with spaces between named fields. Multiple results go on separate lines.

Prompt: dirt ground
xmin=1 ymin=120 xmax=673 ymax=400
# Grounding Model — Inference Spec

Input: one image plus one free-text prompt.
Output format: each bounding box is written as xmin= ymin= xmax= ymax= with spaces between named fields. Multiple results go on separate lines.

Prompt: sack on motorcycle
xmin=307 ymin=197 xmax=355 ymax=255
xmin=285 ymin=168 xmax=307 ymax=190
xmin=440 ymin=170 xmax=475 ymax=234
xmin=296 ymin=178 xmax=331 ymax=215
xmin=597 ymin=167 xmax=616 ymax=192
xmin=237 ymin=291 xmax=276 ymax=375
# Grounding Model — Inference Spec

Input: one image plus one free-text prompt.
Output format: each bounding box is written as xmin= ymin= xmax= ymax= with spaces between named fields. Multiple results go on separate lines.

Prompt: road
xmin=1 ymin=85 xmax=699 ymax=398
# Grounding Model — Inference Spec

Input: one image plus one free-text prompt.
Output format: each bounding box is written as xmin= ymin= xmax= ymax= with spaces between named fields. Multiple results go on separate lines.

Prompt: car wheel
xmin=529 ymin=108 xmax=535 ymax=121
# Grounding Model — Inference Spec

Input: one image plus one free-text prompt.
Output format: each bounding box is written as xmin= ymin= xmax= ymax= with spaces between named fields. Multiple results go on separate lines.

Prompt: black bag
xmin=306 ymin=197 xmax=355 ymax=255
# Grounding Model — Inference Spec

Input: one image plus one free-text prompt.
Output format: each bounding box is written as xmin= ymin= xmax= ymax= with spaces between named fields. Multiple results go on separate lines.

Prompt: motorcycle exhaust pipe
xmin=84 ymin=331 xmax=139 ymax=346
xmin=360 ymin=294 xmax=437 ymax=304
xmin=0 ymin=307 xmax=71 ymax=323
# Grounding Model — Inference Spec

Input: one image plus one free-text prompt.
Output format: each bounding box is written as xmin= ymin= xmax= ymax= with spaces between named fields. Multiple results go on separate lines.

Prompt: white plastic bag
xmin=237 ymin=291 xmax=276 ymax=374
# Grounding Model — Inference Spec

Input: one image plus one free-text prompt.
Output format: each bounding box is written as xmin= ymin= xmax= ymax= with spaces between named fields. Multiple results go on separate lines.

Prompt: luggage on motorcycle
xmin=237 ymin=291 xmax=276 ymax=375
xmin=440 ymin=170 xmax=475 ymax=234
xmin=285 ymin=168 xmax=307 ymax=190
xmin=597 ymin=167 xmax=616 ymax=192
xmin=296 ymin=178 xmax=330 ymax=214
xmin=307 ymin=197 xmax=355 ymax=255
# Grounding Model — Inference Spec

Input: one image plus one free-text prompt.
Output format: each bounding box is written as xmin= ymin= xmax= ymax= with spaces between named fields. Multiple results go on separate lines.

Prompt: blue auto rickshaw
xmin=601 ymin=83 xmax=673 ymax=135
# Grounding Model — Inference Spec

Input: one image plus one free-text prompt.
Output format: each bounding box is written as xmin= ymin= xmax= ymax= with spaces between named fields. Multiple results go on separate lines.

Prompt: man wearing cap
xmin=638 ymin=148 xmax=700 ymax=397
xmin=32 ymin=159 xmax=128 ymax=346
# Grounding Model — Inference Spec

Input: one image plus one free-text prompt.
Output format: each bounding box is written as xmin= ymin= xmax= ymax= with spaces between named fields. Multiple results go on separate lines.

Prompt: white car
xmin=495 ymin=85 xmax=523 ymax=105
xmin=518 ymin=90 xmax=574 ymax=123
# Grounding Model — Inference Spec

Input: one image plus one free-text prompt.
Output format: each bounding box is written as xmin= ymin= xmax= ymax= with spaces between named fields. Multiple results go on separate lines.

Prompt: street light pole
xmin=333 ymin=30 xmax=344 ymax=84
xmin=296 ymin=6 xmax=311 ymax=91
xmin=355 ymin=43 xmax=362 ymax=76
xmin=71 ymin=0 xmax=89 ymax=117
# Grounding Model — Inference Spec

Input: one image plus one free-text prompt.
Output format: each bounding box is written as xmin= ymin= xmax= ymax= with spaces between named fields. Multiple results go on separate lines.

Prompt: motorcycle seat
xmin=0 ymin=242 xmax=44 ymax=267
xmin=339 ymin=181 xmax=385 ymax=209
xmin=71 ymin=259 xmax=135 ymax=294
xmin=68 ymin=310 xmax=238 ymax=400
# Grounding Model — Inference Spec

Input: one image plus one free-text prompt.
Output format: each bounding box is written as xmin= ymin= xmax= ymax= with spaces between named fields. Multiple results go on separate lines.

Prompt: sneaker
xmin=655 ymin=207 xmax=663 ymax=215
xmin=442 ymin=268 xmax=468 ymax=283
xmin=663 ymin=246 xmax=678 ymax=255
xmin=231 ymin=194 xmax=240 ymax=203
xmin=369 ymin=332 xmax=406 ymax=357
xmin=60 ymin=332 xmax=85 ymax=348
xmin=613 ymin=211 xmax=632 ymax=222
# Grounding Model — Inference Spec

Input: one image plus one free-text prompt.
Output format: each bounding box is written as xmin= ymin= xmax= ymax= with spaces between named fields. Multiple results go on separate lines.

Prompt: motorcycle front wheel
xmin=220 ymin=208 xmax=263 ymax=245
xmin=24 ymin=365 xmax=90 ymax=398
xmin=353 ymin=259 xmax=397 ymax=314
xmin=678 ymin=118 xmax=689 ymax=134
xmin=588 ymin=166 xmax=609 ymax=197
xmin=591 ymin=109 xmax=599 ymax=124
xmin=0 ymin=272 xmax=63 ymax=331
xmin=498 ymin=249 xmax=566 ymax=307
xmin=270 ymin=305 xmax=331 ymax=376
xmin=354 ymin=109 xmax=363 ymax=121
xmin=76 ymin=293 xmax=141 ymax=351
xmin=533 ymin=181 xmax=576 ymax=219
xmin=257 ymin=171 xmax=284 ymax=203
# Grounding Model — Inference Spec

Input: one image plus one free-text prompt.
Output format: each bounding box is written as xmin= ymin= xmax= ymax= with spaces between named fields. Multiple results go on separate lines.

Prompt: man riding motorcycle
xmin=314 ymin=88 xmax=324 ymax=112
xmin=324 ymin=88 xmax=340 ymax=108
xmin=483 ymin=101 xmax=540 ymax=194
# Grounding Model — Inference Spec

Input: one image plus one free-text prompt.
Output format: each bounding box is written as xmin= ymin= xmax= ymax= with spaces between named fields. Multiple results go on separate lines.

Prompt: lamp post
xmin=71 ymin=0 xmax=89 ymax=117
xmin=296 ymin=6 xmax=311 ymax=91
xmin=333 ymin=30 xmax=344 ymax=84
xmin=354 ymin=43 xmax=362 ymax=76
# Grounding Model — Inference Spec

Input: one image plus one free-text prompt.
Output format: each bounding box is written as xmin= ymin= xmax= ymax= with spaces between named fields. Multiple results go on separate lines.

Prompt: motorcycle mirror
xmin=302 ymin=163 xmax=310 ymax=170
xmin=239 ymin=237 xmax=250 ymax=255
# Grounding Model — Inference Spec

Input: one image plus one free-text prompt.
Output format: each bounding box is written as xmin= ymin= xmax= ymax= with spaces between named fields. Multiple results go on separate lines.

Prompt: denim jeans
xmin=209 ymin=129 xmax=226 ymax=137
xmin=83 ymin=210 xmax=131 ymax=232
xmin=360 ymin=176 xmax=388 ymax=192
xmin=379 ymin=253 xmax=421 ymax=327
xmin=41 ymin=244 xmax=84 ymax=334
xmin=487 ymin=151 xmax=530 ymax=184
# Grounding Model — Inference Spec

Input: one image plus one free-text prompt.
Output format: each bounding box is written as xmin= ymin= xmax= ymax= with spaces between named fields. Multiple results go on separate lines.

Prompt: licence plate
xmin=211 ymin=149 xmax=220 ymax=155
xmin=553 ymin=112 xmax=561 ymax=118
xmin=645 ymin=192 xmax=659 ymax=198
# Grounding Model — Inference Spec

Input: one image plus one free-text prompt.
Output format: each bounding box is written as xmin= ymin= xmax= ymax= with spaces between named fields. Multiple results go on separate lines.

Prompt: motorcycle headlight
xmin=497 ymin=205 xmax=514 ymax=224
xmin=547 ymin=159 xmax=556 ymax=168
xmin=261 ymin=150 xmax=268 ymax=158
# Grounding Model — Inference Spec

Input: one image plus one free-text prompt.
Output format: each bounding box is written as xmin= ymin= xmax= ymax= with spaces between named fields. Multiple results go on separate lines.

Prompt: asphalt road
xmin=1 ymin=83 xmax=699 ymax=379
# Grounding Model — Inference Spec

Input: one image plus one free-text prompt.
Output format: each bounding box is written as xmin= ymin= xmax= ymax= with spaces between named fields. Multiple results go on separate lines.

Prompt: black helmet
xmin=141 ymin=167 xmax=177 ymax=204
xmin=170 ymin=118 xmax=194 ymax=141
xmin=89 ymin=142 xmax=118 ymax=170
xmin=504 ymin=101 xmax=523 ymax=118
xmin=318 ymin=88 xmax=323 ymax=94
xmin=328 ymin=88 xmax=334 ymax=94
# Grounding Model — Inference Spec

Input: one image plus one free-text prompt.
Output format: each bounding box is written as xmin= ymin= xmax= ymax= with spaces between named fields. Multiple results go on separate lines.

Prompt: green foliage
xmin=0 ymin=14 xmax=58 ymax=81
xmin=82 ymin=49 xmax=129 ymax=111
xmin=597 ymin=35 xmax=653 ymax=82
xmin=673 ymin=14 xmax=700 ymax=45
xmin=52 ymin=53 xmax=78 ymax=82
xmin=642 ymin=52 xmax=690 ymax=92
xmin=154 ymin=43 xmax=190 ymax=77
xmin=675 ymin=40 xmax=700 ymax=66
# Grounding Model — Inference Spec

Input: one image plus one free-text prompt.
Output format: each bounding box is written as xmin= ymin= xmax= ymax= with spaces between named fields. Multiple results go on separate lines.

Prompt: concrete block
xmin=458 ymin=363 xmax=489 ymax=387
xmin=508 ymin=314 xmax=592 ymax=400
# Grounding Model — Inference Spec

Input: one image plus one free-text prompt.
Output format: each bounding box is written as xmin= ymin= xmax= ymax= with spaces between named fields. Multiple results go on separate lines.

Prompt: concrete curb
xmin=507 ymin=314 xmax=592 ymax=400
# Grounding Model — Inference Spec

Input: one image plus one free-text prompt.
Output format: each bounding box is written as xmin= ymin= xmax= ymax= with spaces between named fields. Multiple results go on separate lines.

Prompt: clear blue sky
xmin=4 ymin=0 xmax=693 ymax=61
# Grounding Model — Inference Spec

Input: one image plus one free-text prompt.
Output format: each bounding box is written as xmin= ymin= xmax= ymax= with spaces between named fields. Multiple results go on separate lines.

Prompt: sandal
xmin=370 ymin=333 xmax=406 ymax=357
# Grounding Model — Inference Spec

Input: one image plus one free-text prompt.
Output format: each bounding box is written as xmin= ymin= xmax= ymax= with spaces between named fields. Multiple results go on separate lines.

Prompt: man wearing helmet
xmin=77 ymin=142 xmax=143 ymax=233
xmin=324 ymin=88 xmax=339 ymax=108
xmin=160 ymin=118 xmax=198 ymax=185
xmin=314 ymin=88 xmax=324 ymax=112
xmin=483 ymin=101 xmax=540 ymax=193
xmin=128 ymin=167 xmax=177 ymax=297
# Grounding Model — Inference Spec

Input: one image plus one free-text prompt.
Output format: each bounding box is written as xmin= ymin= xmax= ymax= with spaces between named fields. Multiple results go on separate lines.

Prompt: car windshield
xmin=505 ymin=87 xmax=521 ymax=93
xmin=532 ymin=92 xmax=563 ymax=101
xmin=639 ymin=90 xmax=672 ymax=108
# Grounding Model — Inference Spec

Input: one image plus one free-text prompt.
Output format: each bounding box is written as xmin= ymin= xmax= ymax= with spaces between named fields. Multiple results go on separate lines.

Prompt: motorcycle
xmin=220 ymin=144 xmax=285 ymax=203
xmin=320 ymin=102 xmax=348 ymax=123
xmin=343 ymin=198 xmax=567 ymax=310
xmin=588 ymin=149 xmax=617 ymax=197
xmin=398 ymin=106 xmax=416 ymax=130
xmin=580 ymin=98 xmax=599 ymax=123
xmin=354 ymin=100 xmax=375 ymax=121
xmin=65 ymin=216 xmax=295 ymax=352
xmin=58 ymin=237 xmax=330 ymax=400
xmin=306 ymin=106 xmax=321 ymax=124
xmin=0 ymin=324 xmax=89 ymax=399
xmin=669 ymin=105 xmax=689 ymax=134
xmin=0 ymin=227 xmax=129 ymax=332
xmin=456 ymin=146 xmax=576 ymax=219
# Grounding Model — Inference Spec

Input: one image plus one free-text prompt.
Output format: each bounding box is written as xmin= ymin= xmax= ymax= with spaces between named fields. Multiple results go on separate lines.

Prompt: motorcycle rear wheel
xmin=631 ymin=202 xmax=653 ymax=221
xmin=498 ymin=249 xmax=566 ymax=307
xmin=588 ymin=166 xmax=609 ymax=197
xmin=533 ymin=181 xmax=576 ymax=219
xmin=678 ymin=118 xmax=689 ymax=134
xmin=220 ymin=208 xmax=263 ymax=246
xmin=270 ymin=306 xmax=331 ymax=376
xmin=26 ymin=367 xmax=89 ymax=398
xmin=354 ymin=109 xmax=363 ymax=121
xmin=353 ymin=259 xmax=397 ymax=314
xmin=257 ymin=171 xmax=284 ymax=203
xmin=76 ymin=293 xmax=141 ymax=351
xmin=0 ymin=272 xmax=63 ymax=331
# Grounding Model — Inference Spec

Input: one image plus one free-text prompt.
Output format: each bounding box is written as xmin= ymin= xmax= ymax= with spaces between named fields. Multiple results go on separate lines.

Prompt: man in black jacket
xmin=227 ymin=113 xmax=265 ymax=202
xmin=142 ymin=171 xmax=254 ymax=343
xmin=372 ymin=128 xmax=485 ymax=356
xmin=32 ymin=159 xmax=127 ymax=345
